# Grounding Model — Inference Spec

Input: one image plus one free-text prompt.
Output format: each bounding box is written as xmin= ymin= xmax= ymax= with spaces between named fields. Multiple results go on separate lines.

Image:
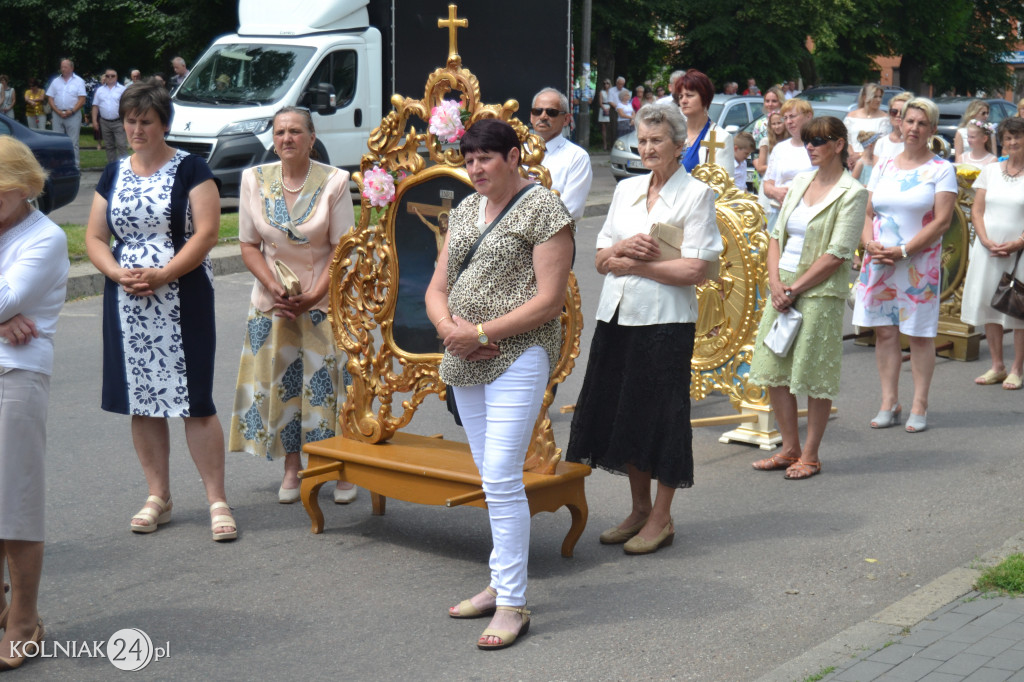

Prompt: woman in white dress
xmin=874 ymin=91 xmax=912 ymax=163
xmin=843 ymin=82 xmax=892 ymax=169
xmin=852 ymin=98 xmax=957 ymax=433
xmin=763 ymin=99 xmax=814 ymax=231
xmin=960 ymin=117 xmax=1024 ymax=390
xmin=844 ymin=83 xmax=891 ymax=171
xmin=598 ymin=79 xmax=612 ymax=150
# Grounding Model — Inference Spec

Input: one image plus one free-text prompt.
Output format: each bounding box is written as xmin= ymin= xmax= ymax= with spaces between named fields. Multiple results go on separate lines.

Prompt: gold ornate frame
xmin=326 ymin=29 xmax=581 ymax=474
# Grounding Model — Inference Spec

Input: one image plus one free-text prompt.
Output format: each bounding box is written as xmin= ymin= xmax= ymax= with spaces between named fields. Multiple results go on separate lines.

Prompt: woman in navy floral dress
xmin=85 ymin=83 xmax=237 ymax=541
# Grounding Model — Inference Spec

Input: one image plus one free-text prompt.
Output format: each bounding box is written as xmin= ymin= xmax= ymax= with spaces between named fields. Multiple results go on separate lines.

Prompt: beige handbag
xmin=274 ymin=259 xmax=302 ymax=297
xmin=649 ymin=222 xmax=684 ymax=261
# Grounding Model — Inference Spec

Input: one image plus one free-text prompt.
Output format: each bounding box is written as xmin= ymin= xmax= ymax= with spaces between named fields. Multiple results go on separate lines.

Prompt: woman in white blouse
xmin=844 ymin=83 xmax=891 ymax=170
xmin=764 ymin=98 xmax=815 ymax=231
xmin=0 ymin=137 xmax=69 ymax=671
xmin=567 ymin=104 xmax=722 ymax=555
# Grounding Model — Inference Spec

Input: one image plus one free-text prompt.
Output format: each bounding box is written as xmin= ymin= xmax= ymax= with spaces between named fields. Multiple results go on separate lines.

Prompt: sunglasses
xmin=806 ymin=136 xmax=837 ymax=147
xmin=531 ymin=107 xmax=564 ymax=117
xmin=889 ymin=109 xmax=902 ymax=117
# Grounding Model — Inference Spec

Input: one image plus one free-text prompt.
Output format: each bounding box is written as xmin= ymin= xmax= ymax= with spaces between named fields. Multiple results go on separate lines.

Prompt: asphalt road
xmin=23 ymin=207 xmax=1024 ymax=680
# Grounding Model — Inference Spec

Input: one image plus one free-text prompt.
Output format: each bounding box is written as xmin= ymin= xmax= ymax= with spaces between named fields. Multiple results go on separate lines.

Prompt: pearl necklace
xmin=281 ymin=161 xmax=312 ymax=193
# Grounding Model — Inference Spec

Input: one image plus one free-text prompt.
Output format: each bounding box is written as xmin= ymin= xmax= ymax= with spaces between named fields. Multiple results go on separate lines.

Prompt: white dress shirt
xmin=541 ymin=134 xmax=593 ymax=220
xmin=45 ymin=73 xmax=86 ymax=111
xmin=92 ymin=82 xmax=126 ymax=120
xmin=595 ymin=167 xmax=722 ymax=326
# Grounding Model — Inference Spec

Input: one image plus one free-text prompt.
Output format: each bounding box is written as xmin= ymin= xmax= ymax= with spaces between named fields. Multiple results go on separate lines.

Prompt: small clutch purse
xmin=649 ymin=222 xmax=684 ymax=261
xmin=763 ymin=307 xmax=803 ymax=357
xmin=274 ymin=259 xmax=302 ymax=297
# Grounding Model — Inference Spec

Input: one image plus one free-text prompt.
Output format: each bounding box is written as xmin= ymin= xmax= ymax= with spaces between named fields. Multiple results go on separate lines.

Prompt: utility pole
xmin=578 ymin=0 xmax=592 ymax=149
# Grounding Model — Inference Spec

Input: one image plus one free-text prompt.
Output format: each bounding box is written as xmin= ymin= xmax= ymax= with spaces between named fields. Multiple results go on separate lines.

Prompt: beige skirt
xmin=0 ymin=369 xmax=50 ymax=541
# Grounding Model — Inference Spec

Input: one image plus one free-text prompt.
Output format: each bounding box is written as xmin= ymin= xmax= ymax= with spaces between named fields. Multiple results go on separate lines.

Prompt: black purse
xmin=991 ymin=250 xmax=1024 ymax=321
xmin=444 ymin=185 xmax=535 ymax=425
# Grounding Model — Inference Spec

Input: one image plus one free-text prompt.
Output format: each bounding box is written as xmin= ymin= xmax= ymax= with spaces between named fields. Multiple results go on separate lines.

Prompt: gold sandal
xmin=477 ymin=606 xmax=531 ymax=650
xmin=130 ymin=495 xmax=172 ymax=533
xmin=210 ymin=501 xmax=238 ymax=542
xmin=449 ymin=586 xmax=497 ymax=618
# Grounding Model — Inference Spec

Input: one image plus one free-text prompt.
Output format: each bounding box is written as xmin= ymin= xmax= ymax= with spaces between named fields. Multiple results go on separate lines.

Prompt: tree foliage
xmin=0 ymin=0 xmax=235 ymax=87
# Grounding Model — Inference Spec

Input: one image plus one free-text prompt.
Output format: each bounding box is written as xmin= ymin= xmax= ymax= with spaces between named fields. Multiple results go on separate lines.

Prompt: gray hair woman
xmin=567 ymin=103 xmax=723 ymax=554
xmin=0 ymin=136 xmax=69 ymax=670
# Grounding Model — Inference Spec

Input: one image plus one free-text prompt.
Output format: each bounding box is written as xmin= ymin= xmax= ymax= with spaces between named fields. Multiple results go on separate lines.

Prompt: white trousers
xmin=452 ymin=346 xmax=548 ymax=607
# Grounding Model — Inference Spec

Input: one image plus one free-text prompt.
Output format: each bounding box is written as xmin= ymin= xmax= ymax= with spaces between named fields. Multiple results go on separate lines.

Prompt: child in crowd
xmin=852 ymin=130 xmax=882 ymax=185
xmin=733 ymin=132 xmax=755 ymax=191
xmin=960 ymin=120 xmax=997 ymax=167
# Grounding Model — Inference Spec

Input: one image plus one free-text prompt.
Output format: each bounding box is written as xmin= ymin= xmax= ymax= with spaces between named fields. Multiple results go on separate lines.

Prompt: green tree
xmin=926 ymin=0 xmax=1019 ymax=94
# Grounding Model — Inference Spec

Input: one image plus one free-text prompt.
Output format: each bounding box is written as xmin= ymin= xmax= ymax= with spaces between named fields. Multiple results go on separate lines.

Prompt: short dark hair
xmin=673 ymin=69 xmax=715 ymax=110
xmin=460 ymin=118 xmax=520 ymax=160
xmin=119 ymin=82 xmax=173 ymax=126
xmin=800 ymin=116 xmax=849 ymax=167
xmin=997 ymin=116 xmax=1024 ymax=143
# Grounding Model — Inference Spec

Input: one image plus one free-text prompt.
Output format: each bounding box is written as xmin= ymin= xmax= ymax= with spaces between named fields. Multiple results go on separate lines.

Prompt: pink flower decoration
xmin=362 ymin=167 xmax=396 ymax=208
xmin=429 ymin=100 xmax=465 ymax=143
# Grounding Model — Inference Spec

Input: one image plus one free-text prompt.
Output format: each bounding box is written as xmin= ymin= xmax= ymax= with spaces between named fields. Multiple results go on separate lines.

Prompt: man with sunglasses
xmin=530 ymin=88 xmax=593 ymax=220
xmin=91 ymin=68 xmax=128 ymax=163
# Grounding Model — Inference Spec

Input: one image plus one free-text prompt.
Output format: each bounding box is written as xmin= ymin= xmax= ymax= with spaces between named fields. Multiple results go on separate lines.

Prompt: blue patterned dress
xmin=98 ymin=151 xmax=217 ymax=417
xmin=228 ymin=163 xmax=352 ymax=460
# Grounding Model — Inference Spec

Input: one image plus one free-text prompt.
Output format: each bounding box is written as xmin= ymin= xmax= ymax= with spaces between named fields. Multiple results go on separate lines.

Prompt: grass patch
xmin=60 ymin=211 xmax=241 ymax=262
xmin=799 ymin=667 xmax=835 ymax=682
xmin=79 ymin=131 xmax=110 ymax=170
xmin=975 ymin=553 xmax=1024 ymax=595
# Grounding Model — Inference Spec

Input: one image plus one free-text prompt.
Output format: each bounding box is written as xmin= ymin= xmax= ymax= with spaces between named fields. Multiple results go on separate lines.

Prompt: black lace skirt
xmin=566 ymin=311 xmax=695 ymax=489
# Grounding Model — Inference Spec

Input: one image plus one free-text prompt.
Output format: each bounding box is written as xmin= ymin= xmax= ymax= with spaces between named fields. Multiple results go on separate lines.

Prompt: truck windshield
xmin=175 ymin=43 xmax=316 ymax=106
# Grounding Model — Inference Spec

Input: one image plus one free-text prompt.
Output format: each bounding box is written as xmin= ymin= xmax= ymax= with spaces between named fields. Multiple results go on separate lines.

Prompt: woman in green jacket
xmin=748 ymin=116 xmax=868 ymax=480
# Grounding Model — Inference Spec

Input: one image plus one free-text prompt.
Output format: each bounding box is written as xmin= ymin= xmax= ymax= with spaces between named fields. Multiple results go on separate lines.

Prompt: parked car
xmin=933 ymin=96 xmax=1016 ymax=147
xmin=609 ymin=95 xmax=763 ymax=180
xmin=0 ymin=113 xmax=80 ymax=214
xmin=799 ymin=84 xmax=906 ymax=113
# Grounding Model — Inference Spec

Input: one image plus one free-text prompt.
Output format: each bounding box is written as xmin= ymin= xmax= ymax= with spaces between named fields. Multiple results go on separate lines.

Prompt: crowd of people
xmin=3 ymin=56 xmax=1024 ymax=665
xmin=0 ymin=56 xmax=191 ymax=169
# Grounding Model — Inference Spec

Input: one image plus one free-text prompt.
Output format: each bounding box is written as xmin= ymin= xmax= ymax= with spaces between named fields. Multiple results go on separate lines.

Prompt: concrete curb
xmin=756 ymin=530 xmax=1024 ymax=682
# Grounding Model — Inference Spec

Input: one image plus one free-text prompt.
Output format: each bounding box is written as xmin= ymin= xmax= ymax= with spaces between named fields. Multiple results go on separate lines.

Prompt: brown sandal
xmin=752 ymin=453 xmax=799 ymax=471
xmin=784 ymin=459 xmax=821 ymax=480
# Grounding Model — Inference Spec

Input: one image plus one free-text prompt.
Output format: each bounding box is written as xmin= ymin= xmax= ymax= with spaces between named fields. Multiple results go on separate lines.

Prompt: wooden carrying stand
xmin=298 ymin=5 xmax=590 ymax=557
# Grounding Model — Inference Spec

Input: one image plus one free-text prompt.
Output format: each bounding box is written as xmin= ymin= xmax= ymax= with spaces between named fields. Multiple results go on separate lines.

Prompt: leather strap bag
xmin=991 ymin=250 xmax=1024 ymax=321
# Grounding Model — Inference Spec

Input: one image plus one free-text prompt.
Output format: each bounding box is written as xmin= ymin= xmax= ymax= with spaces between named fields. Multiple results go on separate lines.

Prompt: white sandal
xmin=210 ymin=501 xmax=238 ymax=542
xmin=130 ymin=495 xmax=172 ymax=534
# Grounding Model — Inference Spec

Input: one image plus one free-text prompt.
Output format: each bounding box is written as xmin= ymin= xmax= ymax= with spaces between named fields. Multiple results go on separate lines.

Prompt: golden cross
xmin=408 ymin=198 xmax=454 ymax=254
xmin=437 ymin=5 xmax=468 ymax=60
xmin=701 ymin=128 xmax=726 ymax=166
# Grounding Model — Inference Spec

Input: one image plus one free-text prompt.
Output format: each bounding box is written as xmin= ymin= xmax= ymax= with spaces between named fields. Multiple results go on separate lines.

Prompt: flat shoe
xmin=333 ymin=484 xmax=358 ymax=505
xmin=975 ymin=369 xmax=1008 ymax=385
xmin=623 ymin=519 xmax=674 ymax=555
xmin=784 ymin=459 xmax=821 ymax=480
xmin=751 ymin=453 xmax=798 ymax=471
xmin=449 ymin=586 xmax=497 ymax=619
xmin=130 ymin=495 xmax=172 ymax=533
xmin=905 ymin=412 xmax=927 ymax=433
xmin=477 ymin=606 xmax=531 ymax=650
xmin=1003 ymin=373 xmax=1022 ymax=390
xmin=210 ymin=501 xmax=238 ymax=542
xmin=599 ymin=516 xmax=648 ymax=544
xmin=870 ymin=404 xmax=901 ymax=429
xmin=278 ymin=485 xmax=300 ymax=504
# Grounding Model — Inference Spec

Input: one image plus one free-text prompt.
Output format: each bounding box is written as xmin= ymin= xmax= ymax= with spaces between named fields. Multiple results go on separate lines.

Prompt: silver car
xmin=609 ymin=94 xmax=764 ymax=180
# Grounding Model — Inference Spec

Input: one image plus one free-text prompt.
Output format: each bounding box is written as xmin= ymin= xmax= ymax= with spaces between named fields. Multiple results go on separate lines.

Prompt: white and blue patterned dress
xmin=98 ymin=151 xmax=217 ymax=417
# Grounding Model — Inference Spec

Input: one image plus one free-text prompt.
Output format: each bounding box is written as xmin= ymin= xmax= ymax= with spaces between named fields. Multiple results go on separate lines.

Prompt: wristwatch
xmin=476 ymin=323 xmax=489 ymax=345
xmin=784 ymin=289 xmax=793 ymax=298
xmin=900 ymin=244 xmax=908 ymax=259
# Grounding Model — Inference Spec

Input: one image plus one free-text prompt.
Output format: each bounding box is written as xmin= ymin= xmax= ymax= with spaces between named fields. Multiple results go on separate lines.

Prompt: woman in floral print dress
xmin=86 ymin=83 xmax=237 ymax=541
xmin=228 ymin=107 xmax=356 ymax=505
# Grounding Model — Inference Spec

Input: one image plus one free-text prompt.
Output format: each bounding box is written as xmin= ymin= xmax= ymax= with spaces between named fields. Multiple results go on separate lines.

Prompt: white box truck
xmin=166 ymin=0 xmax=571 ymax=197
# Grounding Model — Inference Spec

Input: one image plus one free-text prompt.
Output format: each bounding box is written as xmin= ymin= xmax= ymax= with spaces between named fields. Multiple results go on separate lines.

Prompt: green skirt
xmin=748 ymin=271 xmax=846 ymax=401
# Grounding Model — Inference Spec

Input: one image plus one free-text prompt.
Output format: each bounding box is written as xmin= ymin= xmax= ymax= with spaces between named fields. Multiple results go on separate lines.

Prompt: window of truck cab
xmin=174 ymin=44 xmax=315 ymax=106
xmin=304 ymin=50 xmax=357 ymax=109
